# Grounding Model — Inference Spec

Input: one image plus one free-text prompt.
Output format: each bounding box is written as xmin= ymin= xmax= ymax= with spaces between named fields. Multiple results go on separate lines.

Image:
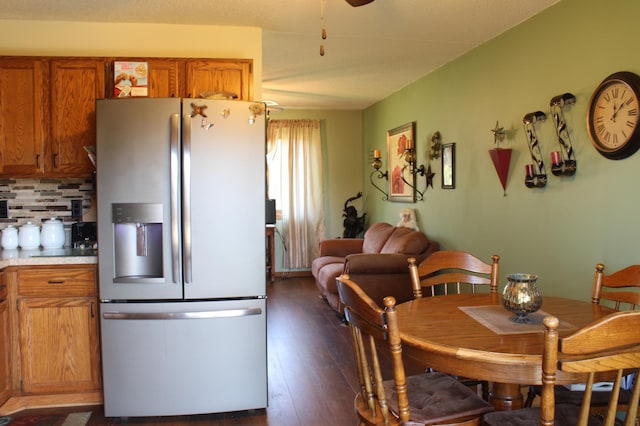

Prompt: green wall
xmin=363 ymin=0 xmax=640 ymax=299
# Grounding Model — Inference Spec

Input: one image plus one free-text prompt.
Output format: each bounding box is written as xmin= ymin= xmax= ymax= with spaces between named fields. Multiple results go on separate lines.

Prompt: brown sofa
xmin=311 ymin=222 xmax=439 ymax=314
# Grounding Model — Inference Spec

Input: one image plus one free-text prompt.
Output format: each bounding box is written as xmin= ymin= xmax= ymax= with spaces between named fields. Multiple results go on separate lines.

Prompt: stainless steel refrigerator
xmin=96 ymin=98 xmax=267 ymax=417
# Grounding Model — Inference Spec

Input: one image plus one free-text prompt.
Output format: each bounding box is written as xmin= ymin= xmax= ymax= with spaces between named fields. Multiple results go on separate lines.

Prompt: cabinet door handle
xmin=52 ymin=153 xmax=58 ymax=169
xmin=48 ymin=280 xmax=65 ymax=284
xmin=36 ymin=154 xmax=40 ymax=169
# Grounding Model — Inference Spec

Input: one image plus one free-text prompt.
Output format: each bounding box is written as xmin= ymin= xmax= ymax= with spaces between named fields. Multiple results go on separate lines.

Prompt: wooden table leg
xmin=489 ymin=382 xmax=523 ymax=411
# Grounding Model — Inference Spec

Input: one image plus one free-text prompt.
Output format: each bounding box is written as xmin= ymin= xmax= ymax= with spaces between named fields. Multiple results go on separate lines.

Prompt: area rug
xmin=3 ymin=411 xmax=91 ymax=426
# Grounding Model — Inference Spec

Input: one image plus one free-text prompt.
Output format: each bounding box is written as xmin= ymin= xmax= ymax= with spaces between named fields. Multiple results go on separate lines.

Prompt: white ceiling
xmin=0 ymin=0 xmax=559 ymax=110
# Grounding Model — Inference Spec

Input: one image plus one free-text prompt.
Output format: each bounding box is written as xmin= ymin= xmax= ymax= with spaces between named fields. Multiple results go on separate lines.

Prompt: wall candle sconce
xmin=523 ymin=111 xmax=548 ymax=188
xmin=549 ymin=93 xmax=577 ymax=176
xmin=370 ymin=149 xmax=389 ymax=200
xmin=401 ymin=143 xmax=430 ymax=201
xmin=392 ymin=130 xmax=441 ymax=201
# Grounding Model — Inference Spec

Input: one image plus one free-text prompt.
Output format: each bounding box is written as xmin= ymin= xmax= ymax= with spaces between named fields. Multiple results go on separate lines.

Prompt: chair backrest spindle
xmin=408 ymin=251 xmax=500 ymax=299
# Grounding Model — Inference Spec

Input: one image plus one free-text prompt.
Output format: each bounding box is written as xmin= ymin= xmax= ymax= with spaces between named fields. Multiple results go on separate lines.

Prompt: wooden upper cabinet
xmin=49 ymin=58 xmax=105 ymax=177
xmin=0 ymin=56 xmax=253 ymax=178
xmin=185 ymin=59 xmax=253 ymax=100
xmin=0 ymin=58 xmax=47 ymax=176
xmin=146 ymin=58 xmax=182 ymax=98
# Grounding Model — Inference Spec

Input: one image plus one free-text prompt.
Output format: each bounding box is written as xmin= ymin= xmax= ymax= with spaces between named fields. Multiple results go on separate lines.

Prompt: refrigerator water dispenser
xmin=112 ymin=203 xmax=164 ymax=281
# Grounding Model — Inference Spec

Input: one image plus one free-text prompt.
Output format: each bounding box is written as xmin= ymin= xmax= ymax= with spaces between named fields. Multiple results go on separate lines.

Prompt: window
xmin=266 ymin=119 xmax=325 ymax=269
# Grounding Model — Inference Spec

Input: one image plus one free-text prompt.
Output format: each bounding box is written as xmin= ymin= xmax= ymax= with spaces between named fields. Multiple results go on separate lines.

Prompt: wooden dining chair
xmin=525 ymin=262 xmax=640 ymax=409
xmin=592 ymin=263 xmax=640 ymax=310
xmin=407 ymin=251 xmax=500 ymax=298
xmin=336 ymin=274 xmax=494 ymax=426
xmin=407 ymin=251 xmax=499 ymax=398
xmin=484 ymin=310 xmax=640 ymax=426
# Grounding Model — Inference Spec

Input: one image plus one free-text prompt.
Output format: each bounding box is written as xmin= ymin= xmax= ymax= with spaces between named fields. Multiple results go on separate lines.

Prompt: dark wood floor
xmin=9 ymin=277 xmax=362 ymax=425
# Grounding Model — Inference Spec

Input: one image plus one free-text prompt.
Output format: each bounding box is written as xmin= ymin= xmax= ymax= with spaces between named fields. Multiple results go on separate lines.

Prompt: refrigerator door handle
xmin=170 ymin=114 xmax=181 ymax=284
xmin=181 ymin=114 xmax=193 ymax=284
xmin=102 ymin=307 xmax=262 ymax=320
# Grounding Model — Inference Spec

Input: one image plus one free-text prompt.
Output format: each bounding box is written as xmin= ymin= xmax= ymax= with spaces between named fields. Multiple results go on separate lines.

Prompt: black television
xmin=266 ymin=199 xmax=276 ymax=224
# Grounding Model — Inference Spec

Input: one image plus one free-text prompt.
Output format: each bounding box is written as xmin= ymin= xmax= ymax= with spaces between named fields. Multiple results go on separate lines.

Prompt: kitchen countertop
xmin=0 ymin=247 xmax=98 ymax=268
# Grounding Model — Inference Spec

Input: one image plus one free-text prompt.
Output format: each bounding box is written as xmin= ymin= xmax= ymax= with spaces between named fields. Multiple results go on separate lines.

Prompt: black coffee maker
xmin=71 ymin=222 xmax=97 ymax=249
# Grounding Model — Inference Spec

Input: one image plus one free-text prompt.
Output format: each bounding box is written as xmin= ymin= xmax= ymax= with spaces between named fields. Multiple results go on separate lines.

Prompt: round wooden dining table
xmin=394 ymin=292 xmax=616 ymax=411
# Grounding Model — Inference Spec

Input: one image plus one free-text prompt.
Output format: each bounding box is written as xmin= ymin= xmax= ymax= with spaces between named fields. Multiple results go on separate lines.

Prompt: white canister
xmin=1 ymin=225 xmax=18 ymax=250
xmin=19 ymin=221 xmax=40 ymax=250
xmin=40 ymin=217 xmax=65 ymax=249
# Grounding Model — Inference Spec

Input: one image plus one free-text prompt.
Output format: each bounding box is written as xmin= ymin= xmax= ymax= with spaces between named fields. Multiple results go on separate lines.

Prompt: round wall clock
xmin=587 ymin=71 xmax=640 ymax=160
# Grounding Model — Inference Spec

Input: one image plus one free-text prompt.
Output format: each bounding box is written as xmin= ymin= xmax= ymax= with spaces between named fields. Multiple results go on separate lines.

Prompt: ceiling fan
xmin=345 ymin=0 xmax=374 ymax=6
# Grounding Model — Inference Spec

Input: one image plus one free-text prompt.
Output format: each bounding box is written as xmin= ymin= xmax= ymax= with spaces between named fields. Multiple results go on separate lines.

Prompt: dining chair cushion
xmin=528 ymin=384 xmax=633 ymax=407
xmin=383 ymin=371 xmax=493 ymax=424
xmin=483 ymin=404 xmax=604 ymax=426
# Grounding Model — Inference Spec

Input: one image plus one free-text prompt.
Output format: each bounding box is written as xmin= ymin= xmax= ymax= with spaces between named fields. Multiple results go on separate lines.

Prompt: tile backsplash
xmin=0 ymin=177 xmax=95 ymax=229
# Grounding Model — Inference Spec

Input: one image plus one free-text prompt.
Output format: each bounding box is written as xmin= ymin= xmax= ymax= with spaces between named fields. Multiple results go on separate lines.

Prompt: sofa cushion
xmin=362 ymin=222 xmax=396 ymax=253
xmin=316 ymin=262 xmax=346 ymax=295
xmin=311 ymin=255 xmax=344 ymax=278
xmin=381 ymin=226 xmax=430 ymax=255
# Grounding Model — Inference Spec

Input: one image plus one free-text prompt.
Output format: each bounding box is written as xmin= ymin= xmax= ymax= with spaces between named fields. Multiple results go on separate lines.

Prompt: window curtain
xmin=266 ymin=119 xmax=326 ymax=270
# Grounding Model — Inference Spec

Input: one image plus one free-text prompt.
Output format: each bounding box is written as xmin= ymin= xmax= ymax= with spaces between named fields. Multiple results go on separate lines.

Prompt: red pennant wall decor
xmin=488 ymin=148 xmax=512 ymax=193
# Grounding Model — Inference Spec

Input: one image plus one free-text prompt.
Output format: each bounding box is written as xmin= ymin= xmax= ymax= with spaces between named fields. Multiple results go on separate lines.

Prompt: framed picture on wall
xmin=387 ymin=122 xmax=416 ymax=202
xmin=442 ymin=143 xmax=456 ymax=189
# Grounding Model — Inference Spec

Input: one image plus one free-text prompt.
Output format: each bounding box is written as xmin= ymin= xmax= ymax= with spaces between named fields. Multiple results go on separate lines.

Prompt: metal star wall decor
xmin=491 ymin=121 xmax=505 ymax=146
xmin=426 ymin=164 xmax=436 ymax=188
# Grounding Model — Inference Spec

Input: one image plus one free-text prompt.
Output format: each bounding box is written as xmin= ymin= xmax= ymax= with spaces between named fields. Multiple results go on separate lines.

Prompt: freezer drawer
xmin=100 ymin=299 xmax=267 ymax=417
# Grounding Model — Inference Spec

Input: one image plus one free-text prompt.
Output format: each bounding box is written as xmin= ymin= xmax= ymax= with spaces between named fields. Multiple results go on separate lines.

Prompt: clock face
xmin=587 ymin=72 xmax=640 ymax=159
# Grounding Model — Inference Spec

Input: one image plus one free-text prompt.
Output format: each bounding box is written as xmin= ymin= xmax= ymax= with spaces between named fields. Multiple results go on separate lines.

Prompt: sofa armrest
xmin=344 ymin=253 xmax=412 ymax=274
xmin=318 ymin=238 xmax=364 ymax=257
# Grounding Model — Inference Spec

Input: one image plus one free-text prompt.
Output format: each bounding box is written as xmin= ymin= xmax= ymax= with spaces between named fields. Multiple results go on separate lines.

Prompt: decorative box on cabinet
xmin=0 ymin=271 xmax=9 ymax=407
xmin=0 ymin=58 xmax=47 ymax=176
xmin=108 ymin=58 xmax=183 ymax=98
xmin=16 ymin=265 xmax=101 ymax=396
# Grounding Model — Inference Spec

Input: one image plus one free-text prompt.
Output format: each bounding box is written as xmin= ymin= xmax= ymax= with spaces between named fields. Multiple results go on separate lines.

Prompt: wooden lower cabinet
xmin=0 ymin=271 xmax=9 ymax=407
xmin=17 ymin=266 xmax=101 ymax=395
xmin=18 ymin=296 xmax=100 ymax=394
xmin=0 ymin=264 xmax=102 ymax=415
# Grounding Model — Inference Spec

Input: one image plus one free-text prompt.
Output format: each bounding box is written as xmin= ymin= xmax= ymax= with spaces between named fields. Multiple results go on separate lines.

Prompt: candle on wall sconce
xmin=406 ymin=139 xmax=414 ymax=150
xmin=550 ymin=151 xmax=561 ymax=165
xmin=522 ymin=111 xmax=548 ymax=188
xmin=549 ymin=93 xmax=577 ymax=177
xmin=525 ymin=164 xmax=535 ymax=178
xmin=370 ymin=149 xmax=389 ymax=200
